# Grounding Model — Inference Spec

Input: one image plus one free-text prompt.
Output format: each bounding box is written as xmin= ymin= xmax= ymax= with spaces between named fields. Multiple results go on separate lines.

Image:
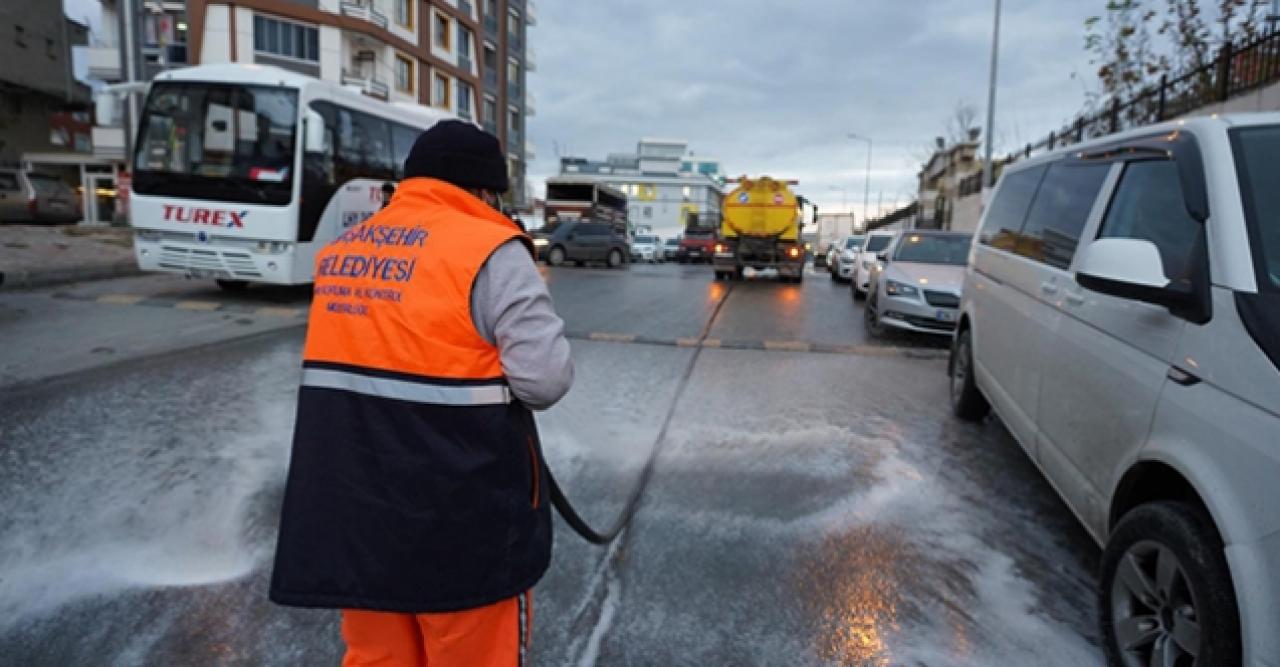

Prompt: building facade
xmin=180 ymin=0 xmax=533 ymax=205
xmin=556 ymin=138 xmax=724 ymax=237
xmin=0 ymin=1 xmax=96 ymax=219
xmin=915 ymin=137 xmax=982 ymax=232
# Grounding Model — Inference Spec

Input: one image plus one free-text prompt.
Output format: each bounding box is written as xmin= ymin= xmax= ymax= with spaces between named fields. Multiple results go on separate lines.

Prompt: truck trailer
xmin=712 ymin=176 xmax=806 ymax=283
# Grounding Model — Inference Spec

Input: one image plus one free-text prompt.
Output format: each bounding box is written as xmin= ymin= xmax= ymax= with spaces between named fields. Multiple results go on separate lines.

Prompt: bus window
xmin=391 ymin=124 xmax=419 ymax=180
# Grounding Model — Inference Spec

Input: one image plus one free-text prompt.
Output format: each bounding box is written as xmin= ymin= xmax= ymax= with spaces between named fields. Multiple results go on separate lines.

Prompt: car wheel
xmin=215 ymin=279 xmax=250 ymax=292
xmin=949 ymin=327 xmax=990 ymax=421
xmin=1100 ymin=501 xmax=1241 ymax=667
xmin=547 ymin=246 xmax=566 ymax=267
xmin=864 ymin=294 xmax=885 ymax=338
xmin=607 ymin=248 xmax=624 ymax=268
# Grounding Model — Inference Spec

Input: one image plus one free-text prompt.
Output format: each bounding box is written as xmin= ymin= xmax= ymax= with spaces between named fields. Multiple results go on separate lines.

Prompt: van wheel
xmin=950 ymin=328 xmax=990 ymax=421
xmin=215 ymin=279 xmax=249 ymax=292
xmin=547 ymin=246 xmax=566 ymax=266
xmin=607 ymin=249 xmax=624 ymax=268
xmin=1101 ymin=501 xmax=1240 ymax=667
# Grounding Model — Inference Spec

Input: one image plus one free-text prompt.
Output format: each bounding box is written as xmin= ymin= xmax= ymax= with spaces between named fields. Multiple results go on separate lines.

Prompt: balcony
xmin=525 ymin=46 xmax=536 ymax=72
xmin=341 ymin=70 xmax=390 ymax=100
xmin=86 ymin=45 xmax=121 ymax=82
xmin=483 ymin=14 xmax=498 ymax=37
xmin=525 ymin=90 xmax=536 ymax=116
xmin=340 ymin=1 xmax=389 ymax=30
xmin=92 ymin=126 xmax=126 ymax=160
xmin=526 ymin=0 xmax=537 ymax=26
xmin=525 ymin=139 xmax=536 ymax=160
xmin=507 ymin=79 xmax=521 ymax=100
xmin=508 ymin=31 xmax=522 ymax=52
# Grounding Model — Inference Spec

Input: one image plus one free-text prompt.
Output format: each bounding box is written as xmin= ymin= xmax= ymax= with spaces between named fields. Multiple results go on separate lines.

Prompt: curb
xmin=0 ymin=260 xmax=143 ymax=292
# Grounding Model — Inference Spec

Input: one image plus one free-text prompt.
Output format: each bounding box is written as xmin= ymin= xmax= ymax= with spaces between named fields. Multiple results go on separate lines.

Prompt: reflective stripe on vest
xmin=301 ymin=367 xmax=513 ymax=406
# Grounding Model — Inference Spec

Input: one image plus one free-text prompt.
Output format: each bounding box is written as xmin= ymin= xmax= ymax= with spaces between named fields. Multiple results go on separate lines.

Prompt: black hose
xmin=543 ymin=282 xmax=735 ymax=544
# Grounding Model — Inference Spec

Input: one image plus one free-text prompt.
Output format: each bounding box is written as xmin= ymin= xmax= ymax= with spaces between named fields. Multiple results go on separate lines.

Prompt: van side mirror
xmin=875 ymin=250 xmax=889 ymax=262
xmin=304 ymin=109 xmax=327 ymax=154
xmin=1076 ymin=238 xmax=1192 ymax=311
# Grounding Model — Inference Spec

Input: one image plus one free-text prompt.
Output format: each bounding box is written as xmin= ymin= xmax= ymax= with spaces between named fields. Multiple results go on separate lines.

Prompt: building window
xmin=434 ymin=12 xmax=451 ymax=50
xmin=508 ymin=107 xmax=519 ymax=136
xmin=434 ymin=73 xmax=451 ymax=109
xmin=395 ymin=0 xmax=413 ymax=29
xmin=457 ymin=81 xmax=474 ymax=120
xmin=395 ymin=54 xmax=414 ymax=93
xmin=507 ymin=59 xmax=519 ymax=84
xmin=483 ymin=96 xmax=497 ymax=123
xmin=507 ymin=10 xmax=520 ymax=40
xmin=458 ymin=25 xmax=473 ymax=60
xmin=484 ymin=0 xmax=497 ymax=16
xmin=253 ymin=14 xmax=318 ymax=62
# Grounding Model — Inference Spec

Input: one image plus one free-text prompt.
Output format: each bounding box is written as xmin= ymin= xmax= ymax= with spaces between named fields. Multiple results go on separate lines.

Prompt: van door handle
xmin=1040 ymin=281 xmax=1059 ymax=296
xmin=1064 ymin=291 xmax=1086 ymax=306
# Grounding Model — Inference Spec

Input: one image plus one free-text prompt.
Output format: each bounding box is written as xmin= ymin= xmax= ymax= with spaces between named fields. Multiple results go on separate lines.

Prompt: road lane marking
xmin=763 ymin=340 xmax=813 ymax=352
xmin=174 ymin=300 xmax=223 ymax=311
xmin=675 ymin=337 xmax=701 ymax=348
xmin=701 ymin=338 xmax=722 ymax=348
xmin=97 ymin=294 xmax=146 ymax=305
xmin=588 ymin=332 xmax=637 ymax=343
xmin=256 ymin=306 xmax=305 ymax=318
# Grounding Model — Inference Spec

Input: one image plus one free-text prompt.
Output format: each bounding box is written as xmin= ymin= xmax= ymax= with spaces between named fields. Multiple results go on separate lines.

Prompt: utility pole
xmin=981 ymin=0 xmax=1002 ymax=190
xmin=119 ymin=0 xmax=142 ymax=161
xmin=848 ymin=133 xmax=872 ymax=226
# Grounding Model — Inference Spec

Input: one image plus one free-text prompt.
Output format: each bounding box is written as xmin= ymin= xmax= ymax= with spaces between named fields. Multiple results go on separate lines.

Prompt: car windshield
xmin=843 ymin=237 xmax=864 ymax=250
xmin=133 ymin=82 xmax=299 ymax=206
xmin=865 ymin=235 xmax=893 ymax=252
xmin=665 ymin=239 xmax=680 ymax=246
xmin=28 ymin=175 xmax=69 ymax=197
xmin=1231 ymin=125 xmax=1280 ymax=292
xmin=893 ymin=233 xmax=972 ymax=265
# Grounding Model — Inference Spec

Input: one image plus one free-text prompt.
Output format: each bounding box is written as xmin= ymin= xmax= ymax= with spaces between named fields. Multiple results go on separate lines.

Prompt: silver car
xmin=0 ymin=169 xmax=79 ymax=224
xmin=863 ymin=231 xmax=970 ymax=337
xmin=830 ymin=234 xmax=865 ymax=282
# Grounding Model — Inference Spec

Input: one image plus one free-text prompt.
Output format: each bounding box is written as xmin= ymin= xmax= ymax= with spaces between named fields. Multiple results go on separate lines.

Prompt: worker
xmin=269 ymin=120 xmax=574 ymax=667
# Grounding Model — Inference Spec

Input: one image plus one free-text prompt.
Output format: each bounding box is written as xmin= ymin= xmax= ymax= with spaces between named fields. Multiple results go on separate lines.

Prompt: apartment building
xmin=915 ymin=134 xmax=983 ymax=232
xmin=556 ymin=139 xmax=725 ymax=236
xmin=182 ymin=0 xmax=535 ymax=205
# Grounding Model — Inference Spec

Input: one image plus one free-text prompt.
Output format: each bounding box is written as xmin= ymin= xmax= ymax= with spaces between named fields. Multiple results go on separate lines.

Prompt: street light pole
xmin=982 ymin=0 xmax=1002 ymax=190
xmin=847 ymin=133 xmax=872 ymax=227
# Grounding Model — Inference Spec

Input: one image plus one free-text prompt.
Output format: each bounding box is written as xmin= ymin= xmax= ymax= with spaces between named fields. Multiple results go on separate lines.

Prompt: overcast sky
xmin=526 ymin=1 xmax=1100 ymax=218
xmin=62 ymin=0 xmax=1104 ymax=219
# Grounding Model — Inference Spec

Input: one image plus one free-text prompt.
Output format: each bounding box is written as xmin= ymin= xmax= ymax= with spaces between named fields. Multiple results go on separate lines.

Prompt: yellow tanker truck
xmin=712 ymin=176 xmax=806 ymax=282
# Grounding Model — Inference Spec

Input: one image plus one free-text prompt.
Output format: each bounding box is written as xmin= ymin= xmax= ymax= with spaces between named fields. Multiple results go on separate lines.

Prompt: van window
xmin=864 ymin=235 xmax=893 ymax=252
xmin=1097 ymin=160 xmax=1199 ymax=282
xmin=1017 ymin=162 xmax=1111 ymax=269
xmin=1230 ymin=125 xmax=1280 ymax=291
xmin=978 ymin=164 xmax=1046 ymax=251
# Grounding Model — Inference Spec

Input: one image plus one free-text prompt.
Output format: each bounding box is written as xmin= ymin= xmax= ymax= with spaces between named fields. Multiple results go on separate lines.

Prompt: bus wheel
xmin=216 ymin=279 xmax=249 ymax=292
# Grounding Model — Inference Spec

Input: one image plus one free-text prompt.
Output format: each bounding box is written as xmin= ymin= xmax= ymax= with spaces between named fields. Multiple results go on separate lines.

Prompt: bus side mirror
xmin=304 ymin=110 xmax=327 ymax=154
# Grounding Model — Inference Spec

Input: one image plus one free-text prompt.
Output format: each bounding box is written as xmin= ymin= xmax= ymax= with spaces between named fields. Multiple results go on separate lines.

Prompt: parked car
xmin=0 ymin=169 xmax=79 ymax=224
xmin=851 ymin=231 xmax=897 ymax=297
xmin=678 ymin=230 xmax=716 ymax=263
xmin=662 ymin=237 xmax=681 ymax=262
xmin=814 ymin=242 xmax=835 ymax=270
xmin=863 ymin=231 xmax=969 ymax=337
xmin=949 ymin=113 xmax=1280 ymax=666
xmin=830 ymin=234 xmax=866 ymax=282
xmin=540 ymin=220 xmax=629 ymax=268
xmin=631 ymin=234 xmax=662 ymax=263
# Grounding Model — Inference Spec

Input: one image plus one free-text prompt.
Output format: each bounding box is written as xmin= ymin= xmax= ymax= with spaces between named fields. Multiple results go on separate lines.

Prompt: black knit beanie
xmin=403 ymin=120 xmax=509 ymax=193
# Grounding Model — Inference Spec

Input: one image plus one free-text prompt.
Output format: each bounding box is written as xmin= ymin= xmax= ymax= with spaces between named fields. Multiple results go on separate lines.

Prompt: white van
xmin=950 ymin=114 xmax=1280 ymax=666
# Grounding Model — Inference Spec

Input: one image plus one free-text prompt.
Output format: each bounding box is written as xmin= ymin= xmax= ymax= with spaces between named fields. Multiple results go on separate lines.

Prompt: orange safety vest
xmin=269 ymin=178 xmax=551 ymax=614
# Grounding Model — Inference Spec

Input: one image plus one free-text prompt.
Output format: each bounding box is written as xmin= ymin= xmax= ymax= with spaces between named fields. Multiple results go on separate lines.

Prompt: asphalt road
xmin=0 ymin=262 xmax=1104 ymax=666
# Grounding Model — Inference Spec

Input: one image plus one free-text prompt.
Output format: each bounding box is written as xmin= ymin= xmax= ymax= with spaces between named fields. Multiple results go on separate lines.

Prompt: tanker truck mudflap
xmin=713 ymin=176 xmax=807 ymax=283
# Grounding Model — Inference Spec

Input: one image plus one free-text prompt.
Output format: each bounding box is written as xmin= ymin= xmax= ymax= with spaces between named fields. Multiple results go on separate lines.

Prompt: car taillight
xmin=787 ymin=247 xmax=800 ymax=258
xmin=714 ymin=243 xmax=725 ymax=253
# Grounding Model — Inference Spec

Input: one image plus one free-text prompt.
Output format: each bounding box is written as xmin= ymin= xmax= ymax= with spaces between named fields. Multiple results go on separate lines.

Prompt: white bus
xmin=129 ymin=64 xmax=453 ymax=289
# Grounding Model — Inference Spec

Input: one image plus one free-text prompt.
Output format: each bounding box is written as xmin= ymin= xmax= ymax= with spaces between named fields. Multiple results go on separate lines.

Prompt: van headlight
xmin=256 ymin=241 xmax=291 ymax=254
xmin=885 ymin=279 xmax=919 ymax=298
xmin=533 ymin=238 xmax=549 ymax=248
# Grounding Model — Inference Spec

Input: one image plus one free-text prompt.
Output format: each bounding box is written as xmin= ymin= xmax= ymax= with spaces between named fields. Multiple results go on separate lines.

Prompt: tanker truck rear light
xmin=787 ymin=247 xmax=800 ymax=258
xmin=714 ymin=243 xmax=726 ymax=253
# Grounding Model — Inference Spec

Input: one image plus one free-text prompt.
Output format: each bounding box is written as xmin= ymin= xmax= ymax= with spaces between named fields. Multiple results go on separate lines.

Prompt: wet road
xmin=0 ymin=263 xmax=1103 ymax=665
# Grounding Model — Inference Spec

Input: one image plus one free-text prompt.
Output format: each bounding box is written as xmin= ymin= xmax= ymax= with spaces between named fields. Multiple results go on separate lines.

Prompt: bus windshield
xmin=133 ymin=82 xmax=299 ymax=206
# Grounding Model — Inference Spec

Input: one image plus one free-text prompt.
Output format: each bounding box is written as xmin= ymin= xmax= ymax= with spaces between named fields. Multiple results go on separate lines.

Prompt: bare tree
xmin=945 ymin=101 xmax=981 ymax=145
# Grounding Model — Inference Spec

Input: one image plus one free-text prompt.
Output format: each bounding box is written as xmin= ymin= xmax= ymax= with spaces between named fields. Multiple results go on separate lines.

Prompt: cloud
xmin=526 ymin=0 xmax=1098 ymax=217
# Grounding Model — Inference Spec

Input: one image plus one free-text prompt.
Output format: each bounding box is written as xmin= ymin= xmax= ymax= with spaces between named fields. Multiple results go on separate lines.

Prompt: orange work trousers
xmin=340 ymin=592 xmax=530 ymax=667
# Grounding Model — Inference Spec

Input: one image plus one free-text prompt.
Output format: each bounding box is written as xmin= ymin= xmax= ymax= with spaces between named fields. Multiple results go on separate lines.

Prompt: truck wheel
xmin=607 ymin=249 xmax=624 ymax=268
xmin=949 ymin=328 xmax=990 ymax=421
xmin=1101 ymin=501 xmax=1240 ymax=667
xmin=216 ymin=279 xmax=249 ymax=292
xmin=547 ymin=246 xmax=566 ymax=266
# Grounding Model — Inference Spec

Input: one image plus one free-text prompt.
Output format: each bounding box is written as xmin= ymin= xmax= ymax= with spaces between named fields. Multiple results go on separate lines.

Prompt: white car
xmin=863 ymin=231 xmax=970 ymax=337
xmin=851 ymin=231 xmax=897 ymax=298
xmin=950 ymin=113 xmax=1280 ymax=667
xmin=829 ymin=234 xmax=866 ymax=282
xmin=630 ymin=234 xmax=662 ymax=263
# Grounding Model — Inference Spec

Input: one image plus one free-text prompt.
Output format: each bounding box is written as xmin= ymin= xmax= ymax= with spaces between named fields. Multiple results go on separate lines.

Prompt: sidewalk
xmin=0 ymin=225 xmax=139 ymax=290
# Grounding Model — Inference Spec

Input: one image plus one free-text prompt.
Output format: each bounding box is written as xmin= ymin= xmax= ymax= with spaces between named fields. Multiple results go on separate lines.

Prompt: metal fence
xmin=959 ymin=25 xmax=1280 ymax=195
